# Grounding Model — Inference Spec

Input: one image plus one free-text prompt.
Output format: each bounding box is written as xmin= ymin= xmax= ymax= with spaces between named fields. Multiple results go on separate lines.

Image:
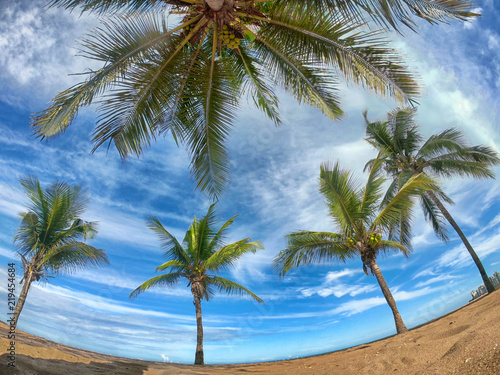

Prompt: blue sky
xmin=1 ymin=0 xmax=500 ymax=365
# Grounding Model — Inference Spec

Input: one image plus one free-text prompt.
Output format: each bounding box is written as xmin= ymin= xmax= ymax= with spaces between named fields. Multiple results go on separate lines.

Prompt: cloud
xmin=325 ymin=268 xmax=361 ymax=283
xmin=298 ymin=268 xmax=376 ymax=299
xmin=415 ymin=274 xmax=457 ymax=288
xmin=0 ymin=2 xmax=100 ymax=105
xmin=437 ymin=229 xmax=500 ymax=269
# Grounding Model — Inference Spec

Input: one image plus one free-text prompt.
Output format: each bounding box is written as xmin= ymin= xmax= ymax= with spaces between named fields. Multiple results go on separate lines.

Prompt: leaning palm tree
xmin=364 ymin=108 xmax=500 ymax=293
xmin=12 ymin=176 xmax=109 ymax=329
xmin=130 ymin=204 xmax=263 ymax=365
xmin=33 ymin=0 xmax=477 ymax=198
xmin=273 ymin=155 xmax=440 ymax=334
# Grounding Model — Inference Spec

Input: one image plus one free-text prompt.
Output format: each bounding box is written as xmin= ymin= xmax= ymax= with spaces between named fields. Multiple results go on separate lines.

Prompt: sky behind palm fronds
xmin=0 ymin=0 xmax=499 ymax=364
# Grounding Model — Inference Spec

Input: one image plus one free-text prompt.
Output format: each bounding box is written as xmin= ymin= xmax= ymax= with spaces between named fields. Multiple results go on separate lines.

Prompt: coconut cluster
xmin=368 ymin=233 xmax=382 ymax=246
xmin=221 ymin=24 xmax=241 ymax=49
xmin=183 ymin=22 xmax=195 ymax=36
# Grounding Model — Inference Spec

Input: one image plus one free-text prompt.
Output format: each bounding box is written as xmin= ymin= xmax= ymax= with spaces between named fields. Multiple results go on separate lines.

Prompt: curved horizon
xmin=1 ymin=0 xmax=500 ymax=365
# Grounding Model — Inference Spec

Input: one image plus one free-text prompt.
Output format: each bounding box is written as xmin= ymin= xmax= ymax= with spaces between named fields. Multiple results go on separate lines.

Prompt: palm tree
xmin=273 ymin=155 xmax=440 ymax=334
xmin=130 ymin=204 xmax=263 ymax=365
xmin=364 ymin=108 xmax=500 ymax=293
xmin=32 ymin=0 xmax=477 ymax=198
xmin=12 ymin=176 xmax=109 ymax=329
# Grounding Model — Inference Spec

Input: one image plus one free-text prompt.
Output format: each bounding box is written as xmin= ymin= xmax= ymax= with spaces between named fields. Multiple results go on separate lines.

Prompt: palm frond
xmin=205 ymin=213 xmax=238 ymax=254
xmin=248 ymin=10 xmax=420 ymax=103
xmin=420 ymin=193 xmax=448 ymax=241
xmin=42 ymin=242 xmax=109 ymax=274
xmin=360 ymin=153 xmax=386 ymax=219
xmin=417 ymin=127 xmax=466 ymax=159
xmin=273 ymin=231 xmax=356 ymax=277
xmin=319 ymin=161 xmax=361 ymax=233
xmin=180 ymin=28 xmax=241 ymax=198
xmin=204 ymin=239 xmax=263 ymax=273
xmin=32 ymin=14 xmax=182 ymax=139
xmin=271 ymin=0 xmax=478 ymax=32
xmin=90 ymin=17 xmax=207 ymax=157
xmin=47 ymin=0 xmax=190 ymax=15
xmin=378 ymin=239 xmax=410 ymax=256
xmin=129 ymin=272 xmax=183 ymax=299
xmin=243 ymin=24 xmax=343 ymax=120
xmin=208 ymin=275 xmax=263 ymax=303
xmin=146 ymin=216 xmax=192 ymax=265
xmin=193 ymin=203 xmax=219 ymax=261
xmin=235 ymin=47 xmax=281 ymax=125
xmin=156 ymin=259 xmax=188 ymax=272
xmin=374 ymin=172 xmax=439 ymax=230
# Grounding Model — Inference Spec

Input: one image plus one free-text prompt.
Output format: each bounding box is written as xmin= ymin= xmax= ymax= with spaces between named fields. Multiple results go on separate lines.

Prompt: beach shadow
xmin=0 ymin=353 xmax=149 ymax=375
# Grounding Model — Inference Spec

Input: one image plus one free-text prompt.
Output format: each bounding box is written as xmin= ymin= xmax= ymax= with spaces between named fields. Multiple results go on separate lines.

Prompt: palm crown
xmin=33 ymin=0 xmax=477 ymax=198
xmin=274 ymin=155 xmax=439 ymax=276
xmin=130 ymin=204 xmax=263 ymax=301
xmin=273 ymin=155 xmax=440 ymax=334
xmin=15 ymin=176 xmax=108 ymax=280
xmin=364 ymin=107 xmax=500 ymax=292
xmin=364 ymin=108 xmax=500 ymax=239
xmin=13 ymin=176 xmax=109 ymax=328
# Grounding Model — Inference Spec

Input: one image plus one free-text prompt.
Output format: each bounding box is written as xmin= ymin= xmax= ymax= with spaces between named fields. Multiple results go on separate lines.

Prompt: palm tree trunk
xmin=12 ymin=269 xmax=34 ymax=329
xmin=193 ymin=293 xmax=204 ymax=365
xmin=427 ymin=191 xmax=495 ymax=293
xmin=369 ymin=259 xmax=408 ymax=334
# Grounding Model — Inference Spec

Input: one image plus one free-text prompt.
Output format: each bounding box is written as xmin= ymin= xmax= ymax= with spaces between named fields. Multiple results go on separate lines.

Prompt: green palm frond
xmin=32 ymin=14 xmax=186 ymax=139
xmin=208 ymin=275 xmax=263 ymax=303
xmin=272 ymin=0 xmax=478 ymax=32
xmin=384 ymin=203 xmax=413 ymax=249
xmin=374 ymin=172 xmax=439 ymax=230
xmin=90 ymin=17 xmax=207 ymax=156
xmin=235 ymin=47 xmax=281 ymax=125
xmin=146 ymin=216 xmax=192 ymax=265
xmin=360 ymin=153 xmax=386 ymax=219
xmin=250 ymin=10 xmax=420 ymax=103
xmin=47 ymin=0 xmax=189 ymax=14
xmin=206 ymin=214 xmax=237 ymax=254
xmin=417 ymin=127 xmax=466 ymax=159
xmin=205 ymin=239 xmax=263 ymax=272
xmin=245 ymin=23 xmax=343 ymax=120
xmin=424 ymin=158 xmax=497 ymax=179
xmin=319 ymin=161 xmax=362 ymax=234
xmin=378 ymin=239 xmax=409 ymax=256
xmin=129 ymin=272 xmax=183 ymax=299
xmin=419 ymin=193 xmax=448 ymax=241
xmin=14 ymin=212 xmax=41 ymax=256
xmin=274 ymin=231 xmax=355 ymax=277
xmin=156 ymin=259 xmax=189 ymax=272
xmin=42 ymin=242 xmax=109 ymax=274
xmin=183 ymin=33 xmax=240 ymax=198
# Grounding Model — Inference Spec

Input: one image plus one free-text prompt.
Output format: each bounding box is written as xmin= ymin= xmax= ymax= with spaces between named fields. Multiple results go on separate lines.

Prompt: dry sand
xmin=1 ymin=291 xmax=499 ymax=375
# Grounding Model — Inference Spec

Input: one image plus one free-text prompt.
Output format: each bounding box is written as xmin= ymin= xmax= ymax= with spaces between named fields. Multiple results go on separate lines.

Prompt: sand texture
xmin=1 ymin=291 xmax=499 ymax=374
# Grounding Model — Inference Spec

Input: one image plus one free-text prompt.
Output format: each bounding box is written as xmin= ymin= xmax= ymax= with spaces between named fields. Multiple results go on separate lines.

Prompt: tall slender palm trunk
xmin=193 ymin=294 xmax=204 ymax=365
xmin=12 ymin=269 xmax=34 ymax=329
xmin=369 ymin=259 xmax=408 ymax=334
xmin=427 ymin=191 xmax=495 ymax=293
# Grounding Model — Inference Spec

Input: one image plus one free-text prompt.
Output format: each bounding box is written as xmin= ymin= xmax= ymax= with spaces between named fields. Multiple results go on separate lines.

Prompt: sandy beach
xmin=1 ymin=290 xmax=499 ymax=375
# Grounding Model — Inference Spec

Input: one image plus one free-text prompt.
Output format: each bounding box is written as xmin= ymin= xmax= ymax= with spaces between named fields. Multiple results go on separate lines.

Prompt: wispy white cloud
xmin=437 ymin=228 xmax=500 ymax=269
xmin=415 ymin=274 xmax=457 ymax=288
xmin=297 ymin=268 xmax=376 ymax=299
